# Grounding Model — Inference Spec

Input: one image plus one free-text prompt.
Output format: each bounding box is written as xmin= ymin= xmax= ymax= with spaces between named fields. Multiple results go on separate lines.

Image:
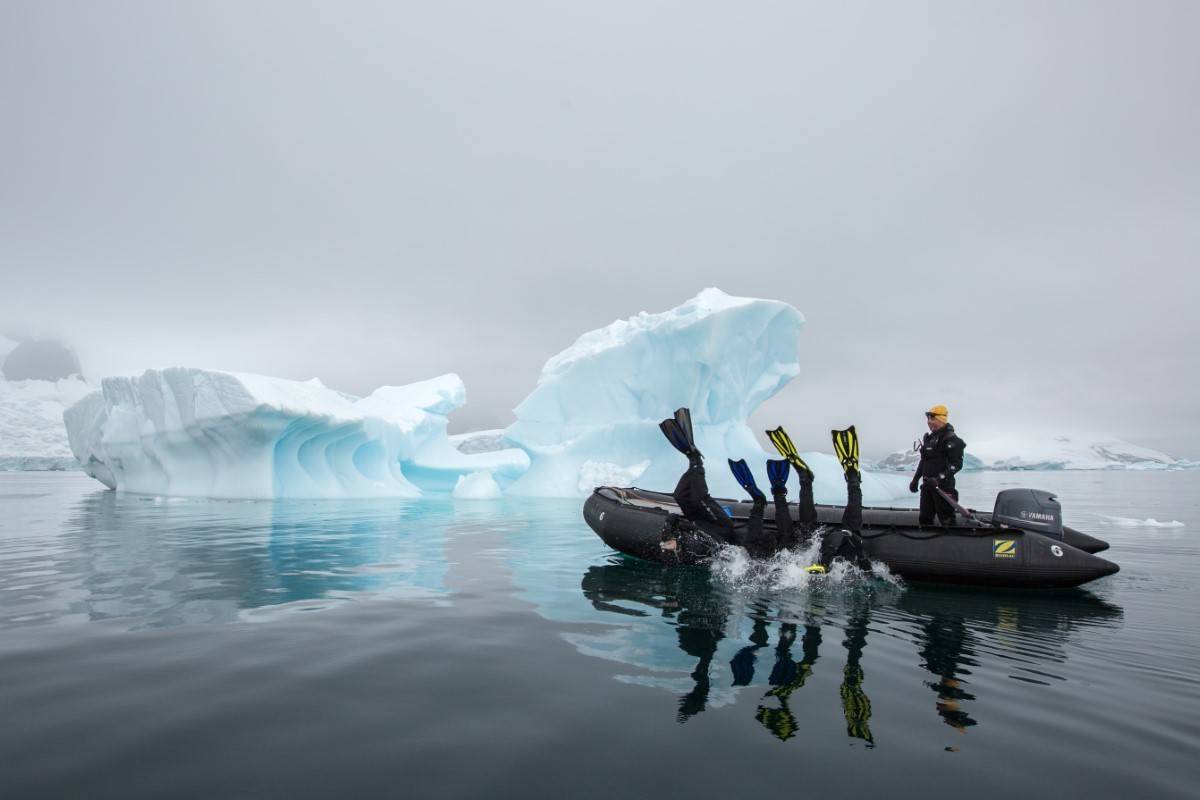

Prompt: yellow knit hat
xmin=926 ymin=404 xmax=949 ymax=421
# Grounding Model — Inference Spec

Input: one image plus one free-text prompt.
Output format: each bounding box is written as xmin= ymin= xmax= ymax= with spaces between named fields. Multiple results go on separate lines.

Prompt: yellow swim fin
xmin=766 ymin=426 xmax=814 ymax=478
xmin=831 ymin=426 xmax=860 ymax=473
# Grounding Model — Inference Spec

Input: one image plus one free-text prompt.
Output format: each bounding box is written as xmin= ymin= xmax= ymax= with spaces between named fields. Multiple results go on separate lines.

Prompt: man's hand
xmin=909 ymin=475 xmax=920 ymax=493
xmin=922 ymin=476 xmax=940 ymax=489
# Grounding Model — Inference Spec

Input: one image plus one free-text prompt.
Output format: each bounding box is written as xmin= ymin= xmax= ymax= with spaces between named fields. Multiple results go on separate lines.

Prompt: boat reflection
xmin=579 ymin=557 xmax=1122 ymax=744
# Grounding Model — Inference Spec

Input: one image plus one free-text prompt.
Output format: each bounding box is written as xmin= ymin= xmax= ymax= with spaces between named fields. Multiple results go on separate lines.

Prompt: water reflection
xmin=753 ymin=623 xmax=820 ymax=740
xmin=5 ymin=490 xmax=455 ymax=629
xmin=578 ymin=557 xmax=1122 ymax=744
xmin=916 ymin=611 xmax=977 ymax=732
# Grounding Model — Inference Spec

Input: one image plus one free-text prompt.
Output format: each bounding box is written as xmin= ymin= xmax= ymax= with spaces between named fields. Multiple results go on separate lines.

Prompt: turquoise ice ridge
xmin=63 ymin=369 xmax=528 ymax=499
xmin=502 ymin=288 xmax=906 ymax=503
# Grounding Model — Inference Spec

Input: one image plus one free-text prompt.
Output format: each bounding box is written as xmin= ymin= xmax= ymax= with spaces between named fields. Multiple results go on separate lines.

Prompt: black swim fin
xmin=831 ymin=426 xmax=860 ymax=474
xmin=766 ymin=459 xmax=791 ymax=494
xmin=728 ymin=459 xmax=765 ymax=502
xmin=765 ymin=426 xmax=814 ymax=479
xmin=660 ymin=418 xmax=691 ymax=455
xmin=673 ymin=408 xmax=695 ymax=449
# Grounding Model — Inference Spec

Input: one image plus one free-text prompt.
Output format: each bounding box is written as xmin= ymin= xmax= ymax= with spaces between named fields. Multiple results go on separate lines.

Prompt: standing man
xmin=909 ymin=405 xmax=966 ymax=525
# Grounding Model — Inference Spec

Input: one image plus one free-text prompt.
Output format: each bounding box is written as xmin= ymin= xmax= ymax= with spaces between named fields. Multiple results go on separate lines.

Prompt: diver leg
xmin=773 ymin=488 xmax=794 ymax=550
xmin=743 ymin=496 xmax=771 ymax=557
xmin=672 ymin=456 xmax=736 ymax=542
xmin=796 ymin=473 xmax=817 ymax=532
xmin=766 ymin=459 xmax=793 ymax=551
xmin=841 ymin=469 xmax=863 ymax=533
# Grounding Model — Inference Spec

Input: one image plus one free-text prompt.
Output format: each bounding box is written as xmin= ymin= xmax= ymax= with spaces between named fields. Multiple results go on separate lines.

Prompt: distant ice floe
xmin=1098 ymin=515 xmax=1185 ymax=529
xmin=874 ymin=433 xmax=1194 ymax=472
xmin=63 ymin=368 xmax=527 ymax=498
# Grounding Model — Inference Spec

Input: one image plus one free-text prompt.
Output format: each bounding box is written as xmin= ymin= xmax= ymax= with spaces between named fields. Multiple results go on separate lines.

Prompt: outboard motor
xmin=992 ymin=489 xmax=1064 ymax=539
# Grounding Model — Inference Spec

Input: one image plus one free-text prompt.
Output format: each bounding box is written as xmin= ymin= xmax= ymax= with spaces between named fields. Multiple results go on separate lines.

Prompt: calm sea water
xmin=1 ymin=470 xmax=1197 ymax=799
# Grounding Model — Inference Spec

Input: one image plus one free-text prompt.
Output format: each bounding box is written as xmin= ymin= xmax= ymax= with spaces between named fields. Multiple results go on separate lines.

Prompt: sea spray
xmin=709 ymin=528 xmax=903 ymax=592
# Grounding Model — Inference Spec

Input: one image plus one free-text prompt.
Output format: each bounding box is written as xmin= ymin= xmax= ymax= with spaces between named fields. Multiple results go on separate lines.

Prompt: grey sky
xmin=3 ymin=1 xmax=1197 ymax=456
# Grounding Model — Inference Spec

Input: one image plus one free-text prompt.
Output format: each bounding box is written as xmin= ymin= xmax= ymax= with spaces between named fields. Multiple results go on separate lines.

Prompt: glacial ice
xmin=0 ymin=374 xmax=95 ymax=471
xmin=63 ymin=368 xmax=527 ymax=498
xmin=875 ymin=433 xmax=1189 ymax=471
xmin=452 ymin=471 xmax=503 ymax=500
xmin=503 ymin=288 xmax=906 ymax=503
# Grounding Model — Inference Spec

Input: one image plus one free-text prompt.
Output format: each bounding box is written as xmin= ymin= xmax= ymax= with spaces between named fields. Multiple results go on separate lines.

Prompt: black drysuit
xmin=674 ymin=453 xmax=867 ymax=569
xmin=912 ymin=424 xmax=966 ymax=525
xmin=672 ymin=454 xmax=798 ymax=558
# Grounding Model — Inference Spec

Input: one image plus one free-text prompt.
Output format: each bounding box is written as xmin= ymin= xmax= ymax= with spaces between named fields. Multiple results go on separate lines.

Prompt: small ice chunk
xmin=452 ymin=471 xmax=503 ymax=500
xmin=1100 ymin=515 xmax=1185 ymax=528
xmin=577 ymin=459 xmax=651 ymax=493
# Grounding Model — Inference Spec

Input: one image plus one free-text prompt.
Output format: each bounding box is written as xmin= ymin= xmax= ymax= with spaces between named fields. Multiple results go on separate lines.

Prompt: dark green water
xmin=1 ymin=471 xmax=1197 ymax=798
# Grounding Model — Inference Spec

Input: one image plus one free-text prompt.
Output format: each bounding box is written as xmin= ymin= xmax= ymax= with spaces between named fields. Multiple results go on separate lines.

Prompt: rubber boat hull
xmin=583 ymin=488 xmax=1120 ymax=589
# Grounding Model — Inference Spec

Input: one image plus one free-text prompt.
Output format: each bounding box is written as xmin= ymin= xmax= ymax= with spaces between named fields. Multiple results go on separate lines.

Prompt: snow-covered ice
xmin=0 ymin=335 xmax=94 ymax=470
xmin=0 ymin=375 xmax=95 ymax=470
xmin=64 ymin=368 xmax=527 ymax=498
xmin=876 ymin=433 xmax=1188 ymax=472
xmin=1099 ymin=515 xmax=1185 ymax=529
xmin=503 ymin=288 xmax=907 ymax=503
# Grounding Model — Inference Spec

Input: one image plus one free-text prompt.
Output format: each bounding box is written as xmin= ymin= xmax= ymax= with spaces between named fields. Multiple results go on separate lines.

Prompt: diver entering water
xmin=663 ymin=408 xmax=797 ymax=560
xmin=817 ymin=426 xmax=873 ymax=571
xmin=727 ymin=456 xmax=799 ymax=558
xmin=660 ymin=408 xmax=738 ymax=551
xmin=768 ymin=424 xmax=873 ymax=571
xmin=662 ymin=409 xmax=871 ymax=571
xmin=727 ymin=458 xmax=774 ymax=558
xmin=766 ymin=427 xmax=817 ymax=535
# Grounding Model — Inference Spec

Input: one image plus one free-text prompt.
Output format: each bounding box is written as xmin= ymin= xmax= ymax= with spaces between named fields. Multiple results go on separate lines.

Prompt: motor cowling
xmin=992 ymin=489 xmax=1063 ymax=538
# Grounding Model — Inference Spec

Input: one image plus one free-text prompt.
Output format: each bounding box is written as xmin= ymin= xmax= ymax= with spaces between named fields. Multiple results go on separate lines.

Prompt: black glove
xmin=922 ymin=476 xmax=940 ymax=489
xmin=909 ymin=475 xmax=919 ymax=493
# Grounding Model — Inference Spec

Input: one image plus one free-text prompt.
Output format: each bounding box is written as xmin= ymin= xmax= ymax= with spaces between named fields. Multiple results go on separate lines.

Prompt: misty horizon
xmin=4 ymin=2 xmax=1197 ymax=457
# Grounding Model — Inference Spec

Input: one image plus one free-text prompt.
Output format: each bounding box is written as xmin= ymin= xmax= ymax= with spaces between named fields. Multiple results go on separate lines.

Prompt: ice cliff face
xmin=63 ymin=368 xmax=527 ymax=498
xmin=502 ymin=288 xmax=904 ymax=502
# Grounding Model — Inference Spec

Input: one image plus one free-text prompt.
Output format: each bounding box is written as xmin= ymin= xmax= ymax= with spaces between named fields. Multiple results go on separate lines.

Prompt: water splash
xmin=709 ymin=531 xmax=902 ymax=592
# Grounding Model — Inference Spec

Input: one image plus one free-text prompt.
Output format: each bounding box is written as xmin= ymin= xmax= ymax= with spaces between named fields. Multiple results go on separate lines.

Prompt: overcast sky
xmin=3 ymin=1 xmax=1197 ymax=456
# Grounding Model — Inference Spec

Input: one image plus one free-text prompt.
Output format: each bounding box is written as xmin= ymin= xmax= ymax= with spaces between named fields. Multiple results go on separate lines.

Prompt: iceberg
xmin=874 ymin=434 xmax=1190 ymax=472
xmin=503 ymin=288 xmax=907 ymax=503
xmin=63 ymin=368 xmax=528 ymax=498
xmin=452 ymin=471 xmax=503 ymax=500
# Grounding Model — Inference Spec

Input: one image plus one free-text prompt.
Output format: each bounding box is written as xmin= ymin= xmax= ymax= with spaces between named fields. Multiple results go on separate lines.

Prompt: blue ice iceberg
xmin=64 ymin=368 xmax=528 ymax=498
xmin=503 ymin=288 xmax=906 ymax=503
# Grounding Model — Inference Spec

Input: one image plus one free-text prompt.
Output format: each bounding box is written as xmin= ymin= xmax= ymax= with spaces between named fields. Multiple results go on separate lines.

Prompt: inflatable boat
xmin=583 ymin=486 xmax=1119 ymax=589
